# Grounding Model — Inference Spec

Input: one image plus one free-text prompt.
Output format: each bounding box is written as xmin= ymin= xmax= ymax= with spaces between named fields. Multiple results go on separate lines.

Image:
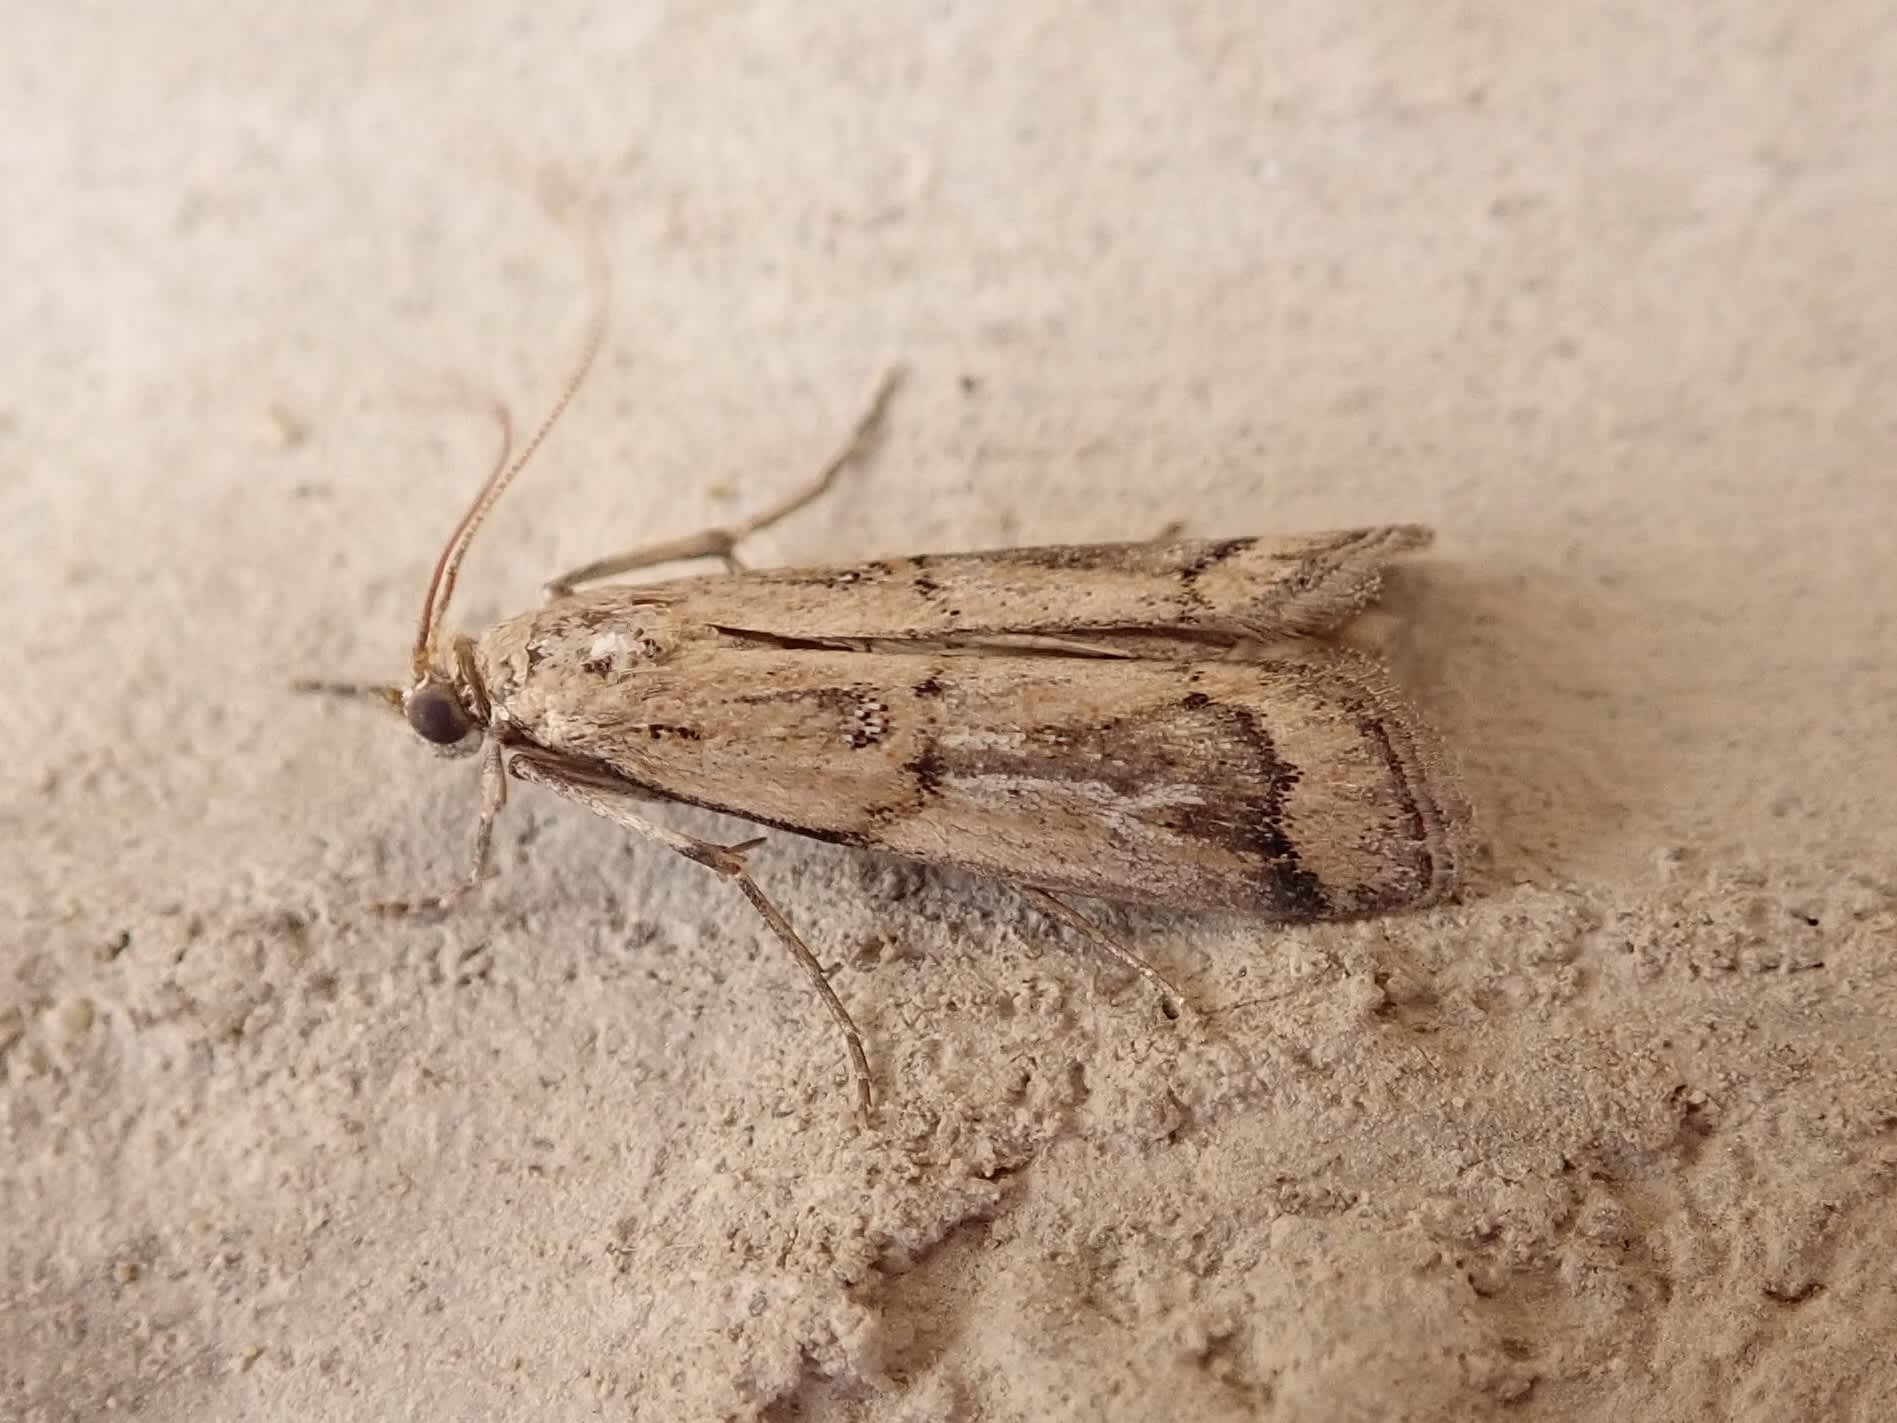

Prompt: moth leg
xmin=374 ymin=738 xmax=508 ymax=914
xmin=506 ymin=751 xmax=876 ymax=1124
xmin=543 ymin=365 xmax=905 ymax=598
xmin=1017 ymin=887 xmax=1189 ymax=1020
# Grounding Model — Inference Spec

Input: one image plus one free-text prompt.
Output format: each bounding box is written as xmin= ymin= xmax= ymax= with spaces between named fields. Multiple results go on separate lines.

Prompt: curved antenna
xmin=411 ymin=206 xmax=611 ymax=679
xmin=410 ymin=397 xmax=515 ymax=679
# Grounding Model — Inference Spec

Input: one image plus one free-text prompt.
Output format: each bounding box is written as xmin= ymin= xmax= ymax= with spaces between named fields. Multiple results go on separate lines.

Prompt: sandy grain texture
xmin=4 ymin=3 xmax=1894 ymax=1420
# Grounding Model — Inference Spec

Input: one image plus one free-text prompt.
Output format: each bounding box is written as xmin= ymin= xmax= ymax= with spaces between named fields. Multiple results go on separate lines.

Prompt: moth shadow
xmin=1382 ymin=554 xmax=1660 ymax=893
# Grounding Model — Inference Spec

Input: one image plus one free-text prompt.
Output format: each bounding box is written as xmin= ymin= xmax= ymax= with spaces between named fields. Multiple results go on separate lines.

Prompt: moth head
xmin=292 ymin=661 xmax=485 ymax=755
xmin=402 ymin=671 xmax=483 ymax=756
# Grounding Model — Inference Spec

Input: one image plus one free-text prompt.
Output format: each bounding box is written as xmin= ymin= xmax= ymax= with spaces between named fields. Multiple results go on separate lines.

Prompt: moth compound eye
xmin=406 ymin=685 xmax=472 ymax=745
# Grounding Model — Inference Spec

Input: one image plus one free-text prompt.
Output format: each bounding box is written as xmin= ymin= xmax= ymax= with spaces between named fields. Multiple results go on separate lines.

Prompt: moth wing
xmin=505 ymin=639 xmax=1469 ymax=919
xmin=622 ymin=526 xmax=1433 ymax=644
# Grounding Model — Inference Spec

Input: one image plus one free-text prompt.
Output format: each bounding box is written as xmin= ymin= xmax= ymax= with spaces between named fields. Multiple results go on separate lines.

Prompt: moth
xmin=303 ymin=336 xmax=1473 ymax=1122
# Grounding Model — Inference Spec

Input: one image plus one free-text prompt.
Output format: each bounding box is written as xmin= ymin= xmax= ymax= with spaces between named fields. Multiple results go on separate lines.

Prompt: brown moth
xmin=302 ymin=329 xmax=1473 ymax=1122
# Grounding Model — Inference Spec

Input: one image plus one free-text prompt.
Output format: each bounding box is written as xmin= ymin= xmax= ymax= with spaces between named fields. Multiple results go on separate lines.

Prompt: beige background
xmin=5 ymin=3 xmax=1894 ymax=1419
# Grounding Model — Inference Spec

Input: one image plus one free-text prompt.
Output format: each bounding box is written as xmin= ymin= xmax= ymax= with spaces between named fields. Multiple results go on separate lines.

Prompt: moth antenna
xmin=411 ymin=397 xmax=514 ymax=680
xmin=291 ymin=678 xmax=406 ymax=715
xmin=413 ymin=200 xmax=611 ymax=679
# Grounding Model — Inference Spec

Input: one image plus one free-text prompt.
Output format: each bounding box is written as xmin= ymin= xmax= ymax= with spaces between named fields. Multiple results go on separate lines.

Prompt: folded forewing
xmin=509 ymin=636 xmax=1470 ymax=919
xmin=623 ymin=526 xmax=1432 ymax=645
